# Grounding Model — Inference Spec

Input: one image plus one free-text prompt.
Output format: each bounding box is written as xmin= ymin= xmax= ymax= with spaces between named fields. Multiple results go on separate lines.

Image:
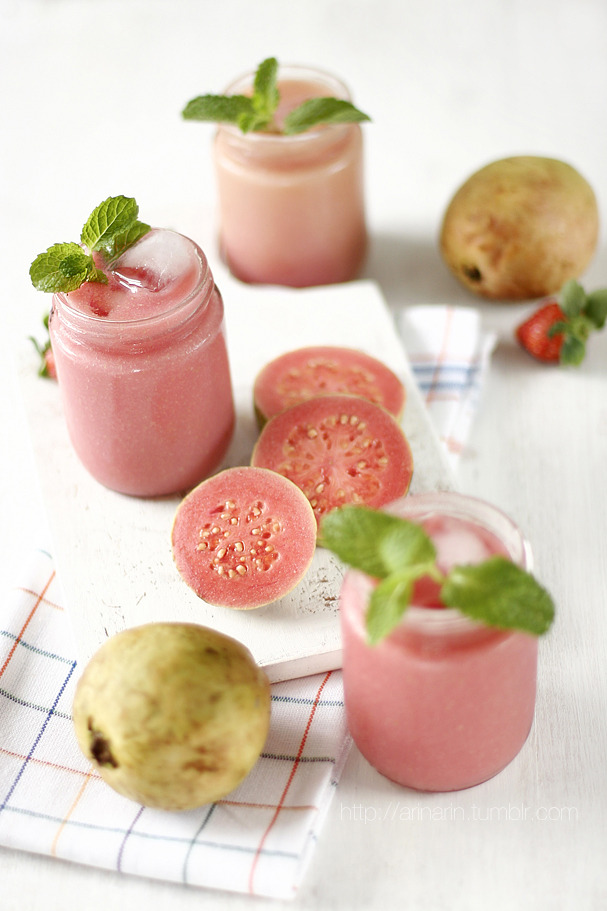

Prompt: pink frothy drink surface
xmin=50 ymin=229 xmax=235 ymax=497
xmin=214 ymin=74 xmax=367 ymax=287
xmin=340 ymin=507 xmax=538 ymax=791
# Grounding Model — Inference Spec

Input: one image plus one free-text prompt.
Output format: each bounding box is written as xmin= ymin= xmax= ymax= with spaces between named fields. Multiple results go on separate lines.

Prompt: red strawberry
xmin=515 ymin=281 xmax=607 ymax=366
xmin=42 ymin=347 xmax=57 ymax=380
xmin=30 ymin=312 xmax=58 ymax=380
xmin=515 ymin=300 xmax=565 ymax=363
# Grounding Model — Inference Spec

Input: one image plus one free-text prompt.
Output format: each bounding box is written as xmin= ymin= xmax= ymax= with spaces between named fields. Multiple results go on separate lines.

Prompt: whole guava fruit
xmin=439 ymin=156 xmax=599 ymax=300
xmin=72 ymin=622 xmax=271 ymax=811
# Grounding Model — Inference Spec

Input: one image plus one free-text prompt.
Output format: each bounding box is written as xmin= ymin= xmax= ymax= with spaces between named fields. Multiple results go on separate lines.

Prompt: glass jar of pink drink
xmin=339 ymin=491 xmax=539 ymax=792
xmin=49 ymin=229 xmax=235 ymax=498
xmin=213 ymin=65 xmax=368 ymax=287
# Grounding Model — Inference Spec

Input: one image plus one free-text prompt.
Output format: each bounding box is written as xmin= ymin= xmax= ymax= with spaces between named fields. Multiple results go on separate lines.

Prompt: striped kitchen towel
xmin=0 ymin=550 xmax=350 ymax=900
xmin=0 ymin=304 xmax=495 ymax=899
xmin=399 ymin=305 xmax=497 ymax=467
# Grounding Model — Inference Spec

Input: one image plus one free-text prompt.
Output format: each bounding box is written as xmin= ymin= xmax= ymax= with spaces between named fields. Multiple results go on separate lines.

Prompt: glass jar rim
xmin=346 ymin=568 xmax=496 ymax=636
xmin=344 ymin=490 xmax=534 ymax=637
xmin=384 ymin=490 xmax=533 ymax=572
xmin=218 ymin=63 xmax=354 ymax=146
xmin=52 ymin=229 xmax=212 ymax=331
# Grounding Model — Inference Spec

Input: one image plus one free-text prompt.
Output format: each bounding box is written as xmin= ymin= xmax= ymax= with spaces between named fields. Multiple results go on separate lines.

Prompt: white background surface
xmin=1 ymin=1 xmax=606 ymax=909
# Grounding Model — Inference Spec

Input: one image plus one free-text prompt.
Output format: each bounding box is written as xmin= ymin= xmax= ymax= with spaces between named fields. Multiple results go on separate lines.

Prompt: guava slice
xmin=250 ymin=394 xmax=414 ymax=531
xmin=171 ymin=466 xmax=317 ymax=609
xmin=253 ymin=345 xmax=406 ymax=427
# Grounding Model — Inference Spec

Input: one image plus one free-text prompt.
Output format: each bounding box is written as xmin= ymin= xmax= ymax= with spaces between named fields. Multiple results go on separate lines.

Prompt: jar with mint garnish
xmin=319 ymin=491 xmax=555 ymax=792
xmin=182 ymin=57 xmax=370 ymax=287
xmin=29 ymin=197 xmax=235 ymax=497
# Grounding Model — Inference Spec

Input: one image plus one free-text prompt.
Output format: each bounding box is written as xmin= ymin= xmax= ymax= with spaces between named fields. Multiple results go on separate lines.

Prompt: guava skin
xmin=439 ymin=156 xmax=599 ymax=300
xmin=72 ymin=622 xmax=271 ymax=811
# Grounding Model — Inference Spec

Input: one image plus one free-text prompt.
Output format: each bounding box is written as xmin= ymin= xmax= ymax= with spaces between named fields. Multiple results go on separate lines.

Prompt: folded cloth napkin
xmin=0 ymin=304 xmax=495 ymax=900
xmin=399 ymin=305 xmax=497 ymax=469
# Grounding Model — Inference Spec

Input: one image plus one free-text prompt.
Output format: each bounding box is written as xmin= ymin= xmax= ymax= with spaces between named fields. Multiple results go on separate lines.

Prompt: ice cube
xmin=113 ymin=228 xmax=197 ymax=293
xmin=431 ymin=517 xmax=494 ymax=571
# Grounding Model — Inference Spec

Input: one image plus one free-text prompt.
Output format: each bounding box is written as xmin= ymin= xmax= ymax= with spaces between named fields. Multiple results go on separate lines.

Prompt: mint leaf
xmin=30 ymin=195 xmax=150 ymax=294
xmin=81 ymin=196 xmax=139 ymax=251
xmin=29 ymin=242 xmax=107 ymax=293
xmin=379 ymin=522 xmax=437 ymax=575
xmin=366 ymin=572 xmax=416 ymax=645
xmin=182 ymin=58 xmax=279 ymax=134
xmin=320 ymin=504 xmax=555 ymax=643
xmin=81 ymin=195 xmax=150 ymax=262
xmin=252 ymin=57 xmax=279 ymax=120
xmin=182 ymin=57 xmax=371 ymax=135
xmin=319 ymin=505 xmax=434 ymax=578
xmin=284 ymin=98 xmax=371 ymax=135
xmin=104 ymin=219 xmax=151 ymax=265
xmin=237 ymin=108 xmax=270 ymax=134
xmin=182 ymin=93 xmax=254 ymax=124
xmin=441 ymin=556 xmax=555 ymax=635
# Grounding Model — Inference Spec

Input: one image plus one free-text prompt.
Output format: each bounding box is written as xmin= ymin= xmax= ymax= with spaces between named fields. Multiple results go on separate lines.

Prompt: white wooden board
xmin=18 ymin=279 xmax=455 ymax=681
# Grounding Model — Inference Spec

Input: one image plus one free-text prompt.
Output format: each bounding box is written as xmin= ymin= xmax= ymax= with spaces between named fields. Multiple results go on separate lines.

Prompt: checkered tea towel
xmin=0 ymin=304 xmax=495 ymax=900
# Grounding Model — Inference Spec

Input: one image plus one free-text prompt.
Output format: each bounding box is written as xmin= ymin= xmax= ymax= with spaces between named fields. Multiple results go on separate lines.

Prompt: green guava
xmin=439 ymin=156 xmax=599 ymax=300
xmin=72 ymin=622 xmax=271 ymax=811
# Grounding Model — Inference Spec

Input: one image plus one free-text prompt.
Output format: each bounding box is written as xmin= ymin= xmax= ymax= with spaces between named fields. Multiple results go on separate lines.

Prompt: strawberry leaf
xmin=560 ymin=279 xmax=586 ymax=317
xmin=585 ymin=289 xmax=607 ymax=329
xmin=547 ymin=319 xmax=569 ymax=338
xmin=560 ymin=334 xmax=586 ymax=366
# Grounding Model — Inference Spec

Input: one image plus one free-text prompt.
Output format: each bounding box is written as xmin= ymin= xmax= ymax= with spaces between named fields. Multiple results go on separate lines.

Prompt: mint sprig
xmin=319 ymin=505 xmax=555 ymax=644
xmin=551 ymin=279 xmax=607 ymax=366
xmin=30 ymin=196 xmax=150 ymax=294
xmin=29 ymin=242 xmax=107 ymax=293
xmin=182 ymin=56 xmax=371 ymax=135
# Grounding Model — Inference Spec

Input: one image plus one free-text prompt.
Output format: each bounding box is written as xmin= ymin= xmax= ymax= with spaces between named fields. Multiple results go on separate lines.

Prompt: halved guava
xmin=253 ymin=346 xmax=406 ymax=427
xmin=171 ymin=466 xmax=317 ymax=609
xmin=250 ymin=394 xmax=414 ymax=531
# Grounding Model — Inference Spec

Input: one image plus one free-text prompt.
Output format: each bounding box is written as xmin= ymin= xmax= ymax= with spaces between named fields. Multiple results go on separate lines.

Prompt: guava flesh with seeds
xmin=252 ymin=345 xmax=406 ymax=428
xmin=439 ymin=156 xmax=599 ymax=300
xmin=250 ymin=394 xmax=414 ymax=532
xmin=72 ymin=622 xmax=271 ymax=811
xmin=171 ymin=466 xmax=317 ymax=609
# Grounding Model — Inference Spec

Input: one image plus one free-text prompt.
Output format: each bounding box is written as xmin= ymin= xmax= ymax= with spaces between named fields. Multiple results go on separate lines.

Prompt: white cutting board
xmin=18 ymin=279 xmax=455 ymax=682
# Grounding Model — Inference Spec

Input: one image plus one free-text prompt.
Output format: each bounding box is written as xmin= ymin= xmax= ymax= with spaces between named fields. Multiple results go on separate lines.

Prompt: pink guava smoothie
xmin=49 ymin=229 xmax=235 ymax=497
xmin=213 ymin=66 xmax=367 ymax=287
xmin=339 ymin=491 xmax=539 ymax=792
